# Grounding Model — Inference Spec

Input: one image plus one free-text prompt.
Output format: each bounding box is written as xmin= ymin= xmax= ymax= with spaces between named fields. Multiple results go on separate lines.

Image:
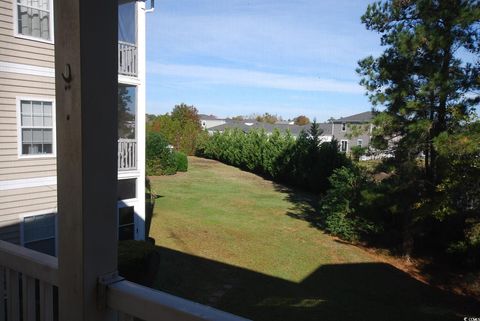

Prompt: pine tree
xmin=357 ymin=0 xmax=480 ymax=185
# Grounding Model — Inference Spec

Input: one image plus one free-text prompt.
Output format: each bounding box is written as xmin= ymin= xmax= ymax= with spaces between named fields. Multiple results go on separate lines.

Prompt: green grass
xmin=148 ymin=156 xmax=479 ymax=321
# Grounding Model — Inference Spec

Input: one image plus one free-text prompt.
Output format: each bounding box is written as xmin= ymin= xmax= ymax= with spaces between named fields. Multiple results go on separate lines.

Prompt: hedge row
xmin=196 ymin=127 xmax=350 ymax=193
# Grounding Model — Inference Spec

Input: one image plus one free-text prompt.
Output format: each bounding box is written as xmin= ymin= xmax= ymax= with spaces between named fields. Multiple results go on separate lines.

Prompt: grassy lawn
xmin=148 ymin=156 xmax=479 ymax=321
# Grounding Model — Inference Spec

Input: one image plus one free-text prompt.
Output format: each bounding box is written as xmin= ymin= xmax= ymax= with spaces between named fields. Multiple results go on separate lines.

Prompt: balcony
xmin=118 ymin=41 xmax=137 ymax=77
xmin=0 ymin=240 xmax=249 ymax=321
xmin=118 ymin=139 xmax=136 ymax=171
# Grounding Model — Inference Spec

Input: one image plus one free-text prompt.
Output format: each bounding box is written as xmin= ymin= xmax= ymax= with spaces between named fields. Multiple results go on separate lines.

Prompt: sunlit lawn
xmin=148 ymin=156 xmax=479 ymax=321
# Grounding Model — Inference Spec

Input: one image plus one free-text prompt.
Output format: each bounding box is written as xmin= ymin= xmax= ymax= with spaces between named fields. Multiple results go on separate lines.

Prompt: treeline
xmin=319 ymin=121 xmax=480 ymax=268
xmin=197 ymin=123 xmax=350 ymax=194
xmin=230 ymin=113 xmax=311 ymax=125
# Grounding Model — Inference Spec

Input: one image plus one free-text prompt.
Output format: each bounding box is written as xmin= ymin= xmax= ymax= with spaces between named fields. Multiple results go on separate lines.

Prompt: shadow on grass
xmin=152 ymin=245 xmax=479 ymax=321
xmin=272 ymin=180 xmax=480 ymax=303
xmin=272 ymin=183 xmax=324 ymax=229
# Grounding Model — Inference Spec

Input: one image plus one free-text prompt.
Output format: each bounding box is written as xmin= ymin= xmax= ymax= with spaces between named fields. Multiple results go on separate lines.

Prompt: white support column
xmin=54 ymin=0 xmax=118 ymax=320
xmin=135 ymin=0 xmax=147 ymax=240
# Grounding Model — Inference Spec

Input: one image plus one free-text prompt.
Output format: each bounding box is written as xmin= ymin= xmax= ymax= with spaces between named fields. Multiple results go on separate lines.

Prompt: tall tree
xmin=171 ymin=103 xmax=202 ymax=130
xmin=147 ymin=103 xmax=203 ymax=155
xmin=357 ymin=0 xmax=480 ymax=186
xmin=293 ymin=115 xmax=311 ymax=125
xmin=308 ymin=119 xmax=323 ymax=143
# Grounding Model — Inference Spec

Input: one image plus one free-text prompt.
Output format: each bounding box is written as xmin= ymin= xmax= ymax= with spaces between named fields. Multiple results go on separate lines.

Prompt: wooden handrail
xmin=107 ymin=280 xmax=252 ymax=321
xmin=0 ymin=241 xmax=249 ymax=321
xmin=0 ymin=240 xmax=58 ymax=286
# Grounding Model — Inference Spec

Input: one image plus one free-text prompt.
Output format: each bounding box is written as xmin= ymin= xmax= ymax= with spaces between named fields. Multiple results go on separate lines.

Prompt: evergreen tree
xmin=357 ymin=0 xmax=480 ymax=259
xmin=357 ymin=0 xmax=480 ymax=185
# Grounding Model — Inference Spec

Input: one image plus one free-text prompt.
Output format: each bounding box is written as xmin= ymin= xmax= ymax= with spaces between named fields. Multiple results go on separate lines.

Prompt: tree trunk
xmin=402 ymin=209 xmax=414 ymax=263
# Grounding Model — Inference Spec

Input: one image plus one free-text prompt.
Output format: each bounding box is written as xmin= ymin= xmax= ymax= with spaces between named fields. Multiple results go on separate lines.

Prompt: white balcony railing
xmin=118 ymin=139 xmax=136 ymax=171
xmin=0 ymin=240 xmax=57 ymax=321
xmin=0 ymin=240 xmax=251 ymax=321
xmin=118 ymin=41 xmax=138 ymax=77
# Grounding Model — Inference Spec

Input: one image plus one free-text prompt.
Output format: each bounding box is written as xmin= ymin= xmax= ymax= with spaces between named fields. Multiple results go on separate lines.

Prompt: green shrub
xmin=146 ymin=132 xmax=177 ymax=175
xmin=118 ymin=240 xmax=156 ymax=283
xmin=175 ymin=151 xmax=188 ymax=172
xmin=319 ymin=166 xmax=380 ymax=241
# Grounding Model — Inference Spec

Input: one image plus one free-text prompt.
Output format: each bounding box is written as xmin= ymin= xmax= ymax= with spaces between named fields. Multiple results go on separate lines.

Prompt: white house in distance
xmin=199 ymin=114 xmax=227 ymax=129
xmin=0 ymin=0 xmax=149 ymax=255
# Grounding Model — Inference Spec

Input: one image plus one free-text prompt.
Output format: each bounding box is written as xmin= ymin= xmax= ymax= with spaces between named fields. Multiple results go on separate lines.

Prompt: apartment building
xmin=0 ymin=0 xmax=148 ymax=255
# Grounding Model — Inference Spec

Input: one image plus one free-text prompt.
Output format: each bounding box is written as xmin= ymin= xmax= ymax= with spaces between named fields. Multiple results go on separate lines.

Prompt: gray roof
xmin=208 ymin=121 xmax=331 ymax=137
xmin=199 ymin=114 xmax=220 ymax=120
xmin=333 ymin=111 xmax=373 ymax=123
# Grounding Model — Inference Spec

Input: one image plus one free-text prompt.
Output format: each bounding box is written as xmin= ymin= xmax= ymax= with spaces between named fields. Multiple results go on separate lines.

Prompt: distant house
xmin=328 ymin=111 xmax=374 ymax=153
xmin=199 ymin=114 xmax=227 ymax=130
xmin=205 ymin=111 xmax=374 ymax=153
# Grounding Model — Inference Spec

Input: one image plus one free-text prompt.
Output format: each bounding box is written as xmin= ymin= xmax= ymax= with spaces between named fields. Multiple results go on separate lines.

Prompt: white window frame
xmin=13 ymin=0 xmax=55 ymax=44
xmin=357 ymin=139 xmax=363 ymax=147
xmin=19 ymin=209 xmax=58 ymax=257
xmin=340 ymin=140 xmax=348 ymax=152
xmin=16 ymin=96 xmax=56 ymax=159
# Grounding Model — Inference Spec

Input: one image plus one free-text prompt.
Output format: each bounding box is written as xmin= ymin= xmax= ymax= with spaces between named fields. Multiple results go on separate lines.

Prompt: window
xmin=340 ymin=140 xmax=348 ymax=152
xmin=341 ymin=123 xmax=346 ymax=131
xmin=357 ymin=139 xmax=363 ymax=147
xmin=16 ymin=0 xmax=52 ymax=41
xmin=118 ymin=178 xmax=137 ymax=200
xmin=118 ymin=85 xmax=136 ymax=139
xmin=118 ymin=0 xmax=137 ymax=45
xmin=23 ymin=213 xmax=56 ymax=256
xmin=18 ymin=99 xmax=54 ymax=156
xmin=118 ymin=206 xmax=135 ymax=240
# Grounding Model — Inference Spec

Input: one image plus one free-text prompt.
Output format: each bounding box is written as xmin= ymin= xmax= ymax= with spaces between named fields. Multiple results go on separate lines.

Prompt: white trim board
xmin=0 ymin=62 xmax=141 ymax=83
xmin=0 ymin=176 xmax=57 ymax=191
xmin=118 ymin=170 xmax=140 ymax=179
xmin=0 ymin=61 xmax=55 ymax=78
xmin=119 ymin=75 xmax=141 ymax=85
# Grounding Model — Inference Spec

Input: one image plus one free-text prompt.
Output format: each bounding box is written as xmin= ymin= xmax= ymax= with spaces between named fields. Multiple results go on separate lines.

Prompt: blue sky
xmin=145 ymin=0 xmax=383 ymax=122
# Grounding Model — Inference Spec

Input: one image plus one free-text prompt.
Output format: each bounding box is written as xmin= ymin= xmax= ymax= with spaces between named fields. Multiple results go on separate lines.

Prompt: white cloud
xmin=146 ymin=1 xmax=381 ymax=77
xmin=148 ymin=62 xmax=363 ymax=94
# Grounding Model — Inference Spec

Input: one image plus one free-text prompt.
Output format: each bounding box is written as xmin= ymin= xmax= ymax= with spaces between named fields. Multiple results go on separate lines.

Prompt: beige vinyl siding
xmin=0 ymin=71 xmax=56 ymax=181
xmin=0 ymin=0 xmax=54 ymax=69
xmin=0 ymin=185 xmax=57 ymax=244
